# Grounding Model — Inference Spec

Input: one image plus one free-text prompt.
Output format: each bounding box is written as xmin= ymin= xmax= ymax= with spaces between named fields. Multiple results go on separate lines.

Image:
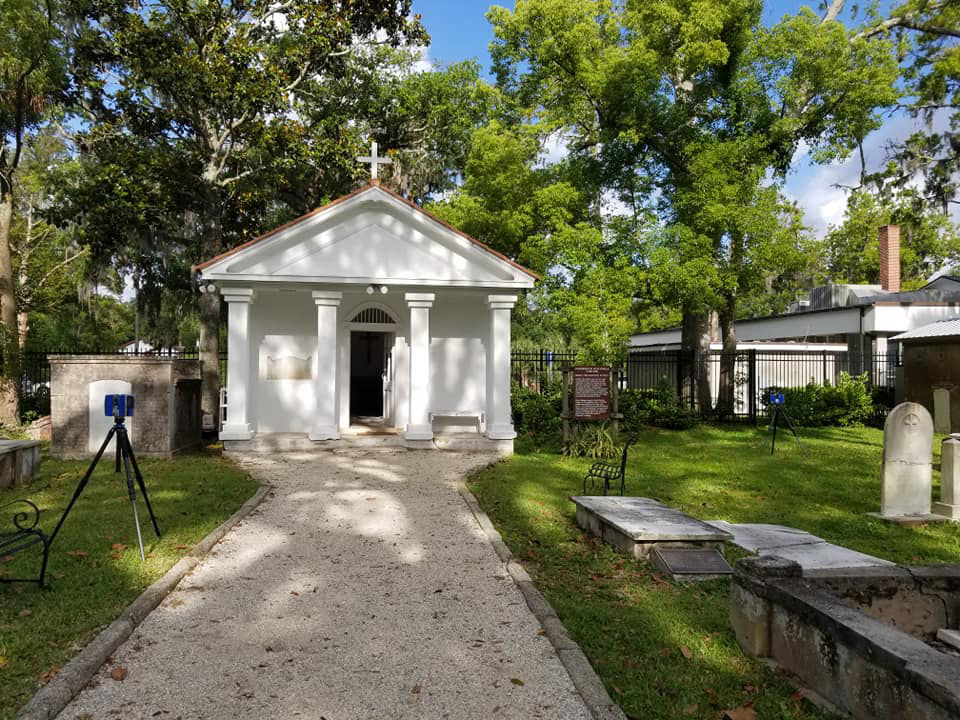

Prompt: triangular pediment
xmin=197 ymin=186 xmax=536 ymax=289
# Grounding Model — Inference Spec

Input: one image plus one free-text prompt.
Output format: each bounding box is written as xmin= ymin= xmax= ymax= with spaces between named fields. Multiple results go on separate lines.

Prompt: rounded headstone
xmin=881 ymin=402 xmax=934 ymax=516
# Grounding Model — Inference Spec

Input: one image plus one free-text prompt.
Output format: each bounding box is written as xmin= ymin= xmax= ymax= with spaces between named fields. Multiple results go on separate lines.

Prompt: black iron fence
xmin=624 ymin=349 xmax=898 ymax=421
xmin=511 ymin=349 xmax=579 ymax=393
xmin=16 ymin=346 xmax=899 ymax=423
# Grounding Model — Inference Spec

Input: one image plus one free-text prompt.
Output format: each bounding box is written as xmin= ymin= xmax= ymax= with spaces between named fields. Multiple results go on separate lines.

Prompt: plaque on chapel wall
xmin=573 ymin=366 xmax=611 ymax=420
xmin=266 ymin=355 xmax=312 ymax=380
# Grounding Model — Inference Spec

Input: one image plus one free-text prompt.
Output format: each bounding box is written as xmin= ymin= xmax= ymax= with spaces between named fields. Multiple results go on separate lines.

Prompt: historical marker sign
xmin=573 ymin=366 xmax=611 ymax=420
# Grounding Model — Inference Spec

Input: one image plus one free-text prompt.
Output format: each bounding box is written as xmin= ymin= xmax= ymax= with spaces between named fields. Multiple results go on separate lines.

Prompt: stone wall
xmin=50 ymin=356 xmax=202 ymax=457
xmin=901 ymin=340 xmax=960 ymax=434
xmin=731 ymin=556 xmax=960 ymax=719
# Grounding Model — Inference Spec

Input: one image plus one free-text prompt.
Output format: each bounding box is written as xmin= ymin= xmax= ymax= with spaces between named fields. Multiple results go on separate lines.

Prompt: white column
xmin=220 ymin=287 xmax=255 ymax=440
xmin=405 ymin=292 xmax=434 ymax=440
xmin=309 ymin=291 xmax=342 ymax=440
xmin=486 ymin=295 xmax=518 ymax=440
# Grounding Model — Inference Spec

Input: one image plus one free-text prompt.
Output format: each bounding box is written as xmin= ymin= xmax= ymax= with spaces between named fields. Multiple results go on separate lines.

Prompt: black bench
xmin=0 ymin=499 xmax=51 ymax=588
xmin=582 ymin=434 xmax=638 ymax=496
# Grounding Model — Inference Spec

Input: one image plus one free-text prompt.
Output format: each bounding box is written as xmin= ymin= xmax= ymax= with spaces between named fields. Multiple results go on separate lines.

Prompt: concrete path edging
xmin=457 ymin=480 xmax=627 ymax=720
xmin=16 ymin=481 xmax=272 ymax=720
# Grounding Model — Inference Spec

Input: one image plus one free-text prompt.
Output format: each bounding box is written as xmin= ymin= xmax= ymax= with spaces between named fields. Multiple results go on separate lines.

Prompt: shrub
xmin=763 ymin=372 xmax=873 ymax=427
xmin=563 ymin=421 xmax=620 ymax=458
xmin=512 ymin=383 xmax=562 ymax=438
xmin=620 ymin=380 xmax=698 ymax=430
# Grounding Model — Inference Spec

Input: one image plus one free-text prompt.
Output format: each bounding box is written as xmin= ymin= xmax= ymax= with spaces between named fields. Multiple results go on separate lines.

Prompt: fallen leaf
xmin=38 ymin=667 xmax=59 ymax=685
xmin=789 ymin=689 xmax=805 ymax=702
xmin=0 ymin=655 xmax=7 ymax=669
xmin=590 ymin=574 xmax=604 ymax=583
xmin=168 ymin=598 xmax=184 ymax=608
xmin=1 ymin=555 xmax=15 ymax=563
xmin=111 ymin=543 xmax=127 ymax=551
xmin=657 ymin=647 xmax=671 ymax=657
xmin=682 ymin=704 xmax=698 ymax=716
xmin=510 ymin=678 xmax=524 ymax=686
xmin=174 ymin=544 xmax=190 ymax=550
xmin=290 ymin=591 xmax=300 ymax=597
xmin=679 ymin=645 xmax=692 ymax=659
xmin=411 ymin=684 xmax=422 ymax=694
xmin=612 ymin=686 xmax=623 ymax=696
xmin=66 ymin=550 xmax=88 ymax=558
xmin=109 ymin=553 xmax=121 ymax=561
xmin=723 ymin=705 xmax=756 ymax=720
xmin=110 ymin=667 xmax=128 ymax=681
xmin=18 ymin=609 xmax=31 ymax=617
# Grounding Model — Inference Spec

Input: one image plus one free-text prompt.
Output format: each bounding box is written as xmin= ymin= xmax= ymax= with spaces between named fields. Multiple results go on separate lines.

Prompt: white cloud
xmin=786 ymin=109 xmax=955 ymax=238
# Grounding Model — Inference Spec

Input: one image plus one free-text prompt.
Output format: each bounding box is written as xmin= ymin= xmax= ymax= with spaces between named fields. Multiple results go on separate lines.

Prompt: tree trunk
xmin=17 ymin=311 xmax=28 ymax=350
xmin=716 ymin=293 xmax=737 ymax=420
xmin=0 ymin=191 xmax=21 ymax=424
xmin=680 ymin=308 xmax=712 ymax=414
xmin=198 ymin=185 xmax=223 ymax=425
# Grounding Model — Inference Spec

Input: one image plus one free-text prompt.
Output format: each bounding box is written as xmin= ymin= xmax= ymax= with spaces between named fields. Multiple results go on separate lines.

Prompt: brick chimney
xmin=878 ymin=224 xmax=900 ymax=292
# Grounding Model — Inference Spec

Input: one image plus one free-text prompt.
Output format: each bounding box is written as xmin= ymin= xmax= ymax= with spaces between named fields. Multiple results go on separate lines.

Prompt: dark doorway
xmin=350 ymin=332 xmax=386 ymax=418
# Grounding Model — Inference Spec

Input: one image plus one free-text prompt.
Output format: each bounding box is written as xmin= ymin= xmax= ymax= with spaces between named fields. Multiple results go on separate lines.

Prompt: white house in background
xmin=630 ymin=226 xmax=960 ymax=365
xmin=194 ymin=181 xmax=537 ymax=452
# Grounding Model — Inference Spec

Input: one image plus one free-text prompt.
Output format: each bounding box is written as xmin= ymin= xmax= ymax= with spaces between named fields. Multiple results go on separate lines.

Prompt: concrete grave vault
xmin=194 ymin=182 xmax=538 ymax=452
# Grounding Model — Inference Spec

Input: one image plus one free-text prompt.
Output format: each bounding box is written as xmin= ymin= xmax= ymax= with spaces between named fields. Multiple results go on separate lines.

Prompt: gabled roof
xmin=194 ymin=182 xmax=538 ymax=289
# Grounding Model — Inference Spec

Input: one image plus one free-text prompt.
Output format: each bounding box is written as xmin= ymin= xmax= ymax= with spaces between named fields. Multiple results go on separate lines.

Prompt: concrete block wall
xmin=50 ymin=356 xmax=202 ymax=457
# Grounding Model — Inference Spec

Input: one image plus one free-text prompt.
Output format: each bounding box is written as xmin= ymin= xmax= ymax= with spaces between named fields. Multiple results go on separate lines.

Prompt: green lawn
xmin=467 ymin=425 xmax=960 ymax=720
xmin=0 ymin=449 xmax=258 ymax=719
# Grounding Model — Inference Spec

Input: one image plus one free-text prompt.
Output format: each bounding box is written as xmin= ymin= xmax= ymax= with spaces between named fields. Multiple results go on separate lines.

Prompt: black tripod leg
xmin=118 ymin=428 xmax=146 ymax=561
xmin=48 ymin=427 xmax=116 ymax=547
xmin=122 ymin=432 xmax=161 ymax=537
xmin=780 ymin=410 xmax=804 ymax=452
xmin=770 ymin=409 xmax=779 ymax=455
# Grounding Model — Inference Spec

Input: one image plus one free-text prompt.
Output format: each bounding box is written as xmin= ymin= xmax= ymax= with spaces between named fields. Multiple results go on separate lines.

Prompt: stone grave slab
xmin=937 ymin=628 xmax=960 ymax=653
xmin=650 ymin=547 xmax=732 ymax=581
xmin=760 ymin=542 xmax=894 ymax=570
xmin=707 ymin=520 xmax=894 ymax=570
xmin=705 ymin=521 xmax=822 ymax=552
xmin=571 ymin=496 xmax=732 ymax=559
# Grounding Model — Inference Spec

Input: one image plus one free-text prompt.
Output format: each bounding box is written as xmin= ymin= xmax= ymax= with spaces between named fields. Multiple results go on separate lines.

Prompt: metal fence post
xmin=748 ymin=349 xmax=757 ymax=423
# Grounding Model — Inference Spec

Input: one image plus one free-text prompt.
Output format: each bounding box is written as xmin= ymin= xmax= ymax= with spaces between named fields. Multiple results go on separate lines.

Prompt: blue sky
xmin=409 ymin=0 xmax=949 ymax=239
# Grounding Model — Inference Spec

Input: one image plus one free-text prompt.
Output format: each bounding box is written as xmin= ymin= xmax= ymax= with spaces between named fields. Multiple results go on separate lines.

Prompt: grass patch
xmin=467 ymin=425 xmax=960 ymax=720
xmin=0 ymin=449 xmax=258 ymax=718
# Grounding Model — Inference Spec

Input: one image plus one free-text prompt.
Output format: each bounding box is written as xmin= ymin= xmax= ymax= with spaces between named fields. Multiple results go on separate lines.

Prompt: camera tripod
xmin=766 ymin=405 xmax=803 ymax=455
xmin=48 ymin=414 xmax=161 ymax=562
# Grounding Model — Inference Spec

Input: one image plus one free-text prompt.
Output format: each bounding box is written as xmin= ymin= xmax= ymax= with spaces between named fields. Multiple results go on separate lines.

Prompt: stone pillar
xmin=309 ymin=291 xmax=342 ymax=440
xmin=405 ymin=293 xmax=434 ymax=440
xmin=220 ymin=287 xmax=255 ymax=440
xmin=486 ymin=295 xmax=518 ymax=440
xmin=934 ymin=438 xmax=960 ymax=520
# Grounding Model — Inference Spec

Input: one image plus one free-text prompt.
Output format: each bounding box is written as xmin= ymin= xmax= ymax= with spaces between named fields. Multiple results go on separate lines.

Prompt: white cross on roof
xmin=356 ymin=141 xmax=393 ymax=181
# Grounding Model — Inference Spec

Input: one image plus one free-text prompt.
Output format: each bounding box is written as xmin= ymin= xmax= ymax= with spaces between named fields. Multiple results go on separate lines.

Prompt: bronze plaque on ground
xmin=651 ymin=547 xmax=732 ymax=581
xmin=573 ymin=366 xmax=611 ymax=420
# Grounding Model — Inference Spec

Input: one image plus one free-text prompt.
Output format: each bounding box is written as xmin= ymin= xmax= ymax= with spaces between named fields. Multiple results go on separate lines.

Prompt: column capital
xmin=405 ymin=292 xmax=435 ymax=308
xmin=221 ymin=287 xmax=255 ymax=304
xmin=312 ymin=290 xmax=343 ymax=307
xmin=487 ymin=294 xmax=518 ymax=310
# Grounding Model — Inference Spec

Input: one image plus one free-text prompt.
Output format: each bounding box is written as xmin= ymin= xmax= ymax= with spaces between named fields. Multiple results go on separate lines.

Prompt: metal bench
xmin=582 ymin=434 xmax=638 ymax=496
xmin=0 ymin=499 xmax=51 ymax=588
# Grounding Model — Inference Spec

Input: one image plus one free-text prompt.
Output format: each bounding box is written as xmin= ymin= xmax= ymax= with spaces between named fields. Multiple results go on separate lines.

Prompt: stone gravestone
xmin=880 ymin=402 xmax=934 ymax=519
xmin=933 ymin=387 xmax=951 ymax=435
xmin=933 ymin=438 xmax=960 ymax=520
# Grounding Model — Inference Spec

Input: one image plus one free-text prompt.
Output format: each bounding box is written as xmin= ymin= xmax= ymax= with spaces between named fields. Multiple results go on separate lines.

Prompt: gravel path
xmin=58 ymin=449 xmax=592 ymax=720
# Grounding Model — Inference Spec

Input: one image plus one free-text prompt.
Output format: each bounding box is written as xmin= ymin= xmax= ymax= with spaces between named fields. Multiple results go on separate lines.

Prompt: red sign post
xmin=573 ymin=366 xmax=611 ymax=420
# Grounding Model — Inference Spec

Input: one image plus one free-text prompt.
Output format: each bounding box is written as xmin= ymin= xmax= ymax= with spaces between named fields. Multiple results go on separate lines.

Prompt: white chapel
xmin=194 ymin=176 xmax=537 ymax=452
